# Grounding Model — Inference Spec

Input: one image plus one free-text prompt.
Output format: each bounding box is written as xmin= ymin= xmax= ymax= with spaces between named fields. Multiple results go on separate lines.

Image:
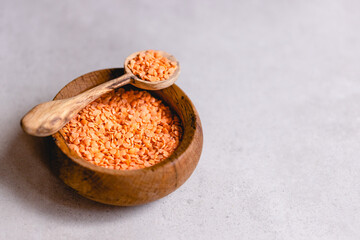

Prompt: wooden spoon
xmin=21 ymin=50 xmax=180 ymax=137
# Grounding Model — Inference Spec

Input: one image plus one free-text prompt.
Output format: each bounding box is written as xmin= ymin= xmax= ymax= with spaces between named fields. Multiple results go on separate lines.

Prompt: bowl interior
xmin=52 ymin=68 xmax=198 ymax=174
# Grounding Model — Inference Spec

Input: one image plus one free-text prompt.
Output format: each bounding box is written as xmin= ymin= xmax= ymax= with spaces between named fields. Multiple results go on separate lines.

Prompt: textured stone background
xmin=1 ymin=0 xmax=360 ymax=239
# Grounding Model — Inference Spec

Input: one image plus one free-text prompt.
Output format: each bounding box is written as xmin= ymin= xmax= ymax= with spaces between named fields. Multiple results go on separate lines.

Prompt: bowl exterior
xmin=49 ymin=68 xmax=203 ymax=206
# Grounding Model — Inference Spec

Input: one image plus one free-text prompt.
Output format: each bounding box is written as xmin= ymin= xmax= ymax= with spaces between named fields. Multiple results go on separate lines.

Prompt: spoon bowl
xmin=125 ymin=50 xmax=180 ymax=90
xmin=21 ymin=50 xmax=180 ymax=137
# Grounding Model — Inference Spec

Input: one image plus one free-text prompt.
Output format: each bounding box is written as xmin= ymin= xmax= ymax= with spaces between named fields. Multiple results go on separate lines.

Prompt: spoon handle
xmin=21 ymin=73 xmax=132 ymax=137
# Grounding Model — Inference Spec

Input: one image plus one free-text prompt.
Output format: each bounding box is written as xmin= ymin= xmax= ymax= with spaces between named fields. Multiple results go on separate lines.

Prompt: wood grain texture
xmin=21 ymin=73 xmax=131 ymax=136
xmin=49 ymin=68 xmax=202 ymax=206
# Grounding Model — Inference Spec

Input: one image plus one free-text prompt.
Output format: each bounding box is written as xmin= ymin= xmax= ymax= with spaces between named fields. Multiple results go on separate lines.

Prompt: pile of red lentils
xmin=128 ymin=50 xmax=177 ymax=82
xmin=61 ymin=50 xmax=182 ymax=170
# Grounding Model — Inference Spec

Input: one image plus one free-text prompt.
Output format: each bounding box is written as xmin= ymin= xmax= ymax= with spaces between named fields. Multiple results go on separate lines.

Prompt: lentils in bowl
xmin=61 ymin=88 xmax=183 ymax=170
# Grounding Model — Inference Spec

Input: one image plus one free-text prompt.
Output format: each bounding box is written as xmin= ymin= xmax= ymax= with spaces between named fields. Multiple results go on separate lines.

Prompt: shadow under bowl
xmin=49 ymin=68 xmax=203 ymax=206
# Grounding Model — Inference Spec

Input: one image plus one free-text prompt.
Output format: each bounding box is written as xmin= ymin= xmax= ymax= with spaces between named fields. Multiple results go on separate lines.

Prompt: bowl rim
xmin=52 ymin=68 xmax=201 ymax=176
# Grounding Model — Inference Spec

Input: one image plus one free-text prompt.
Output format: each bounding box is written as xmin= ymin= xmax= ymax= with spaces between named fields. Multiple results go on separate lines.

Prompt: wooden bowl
xmin=49 ymin=68 xmax=203 ymax=206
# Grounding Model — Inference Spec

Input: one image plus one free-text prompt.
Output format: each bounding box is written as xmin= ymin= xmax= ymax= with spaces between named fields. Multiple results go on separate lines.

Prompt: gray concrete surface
xmin=1 ymin=0 xmax=360 ymax=239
